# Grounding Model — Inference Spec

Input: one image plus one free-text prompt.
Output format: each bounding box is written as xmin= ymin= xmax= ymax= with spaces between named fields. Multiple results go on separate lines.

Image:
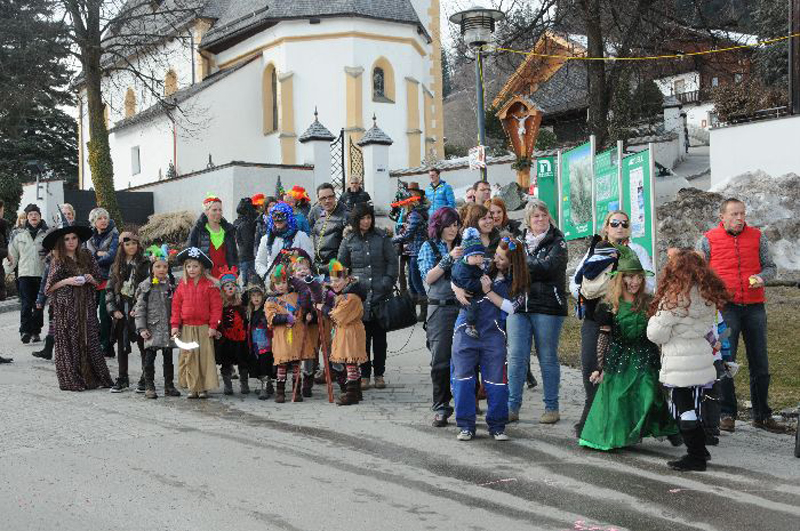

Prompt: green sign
xmin=560 ymin=142 xmax=593 ymax=240
xmin=535 ymin=156 xmax=558 ymax=225
xmin=621 ymin=149 xmax=654 ymax=257
xmin=594 ymin=147 xmax=620 ymax=227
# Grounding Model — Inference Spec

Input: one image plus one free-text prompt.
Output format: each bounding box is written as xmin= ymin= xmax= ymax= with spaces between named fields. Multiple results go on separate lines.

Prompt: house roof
xmin=108 ymin=54 xmax=258 ymax=134
xmin=201 ymin=0 xmax=429 ymax=49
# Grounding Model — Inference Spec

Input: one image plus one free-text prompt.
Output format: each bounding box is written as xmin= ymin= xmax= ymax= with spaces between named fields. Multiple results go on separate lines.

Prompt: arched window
xmin=262 ymin=63 xmax=279 ymax=134
xmin=164 ymin=69 xmax=178 ymax=96
xmin=124 ymin=87 xmax=136 ymax=118
xmin=371 ymin=57 xmax=395 ymax=103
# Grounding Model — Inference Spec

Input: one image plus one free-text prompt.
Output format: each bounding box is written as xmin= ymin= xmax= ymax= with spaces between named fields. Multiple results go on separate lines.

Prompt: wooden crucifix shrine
xmin=496 ymin=96 xmax=543 ymax=189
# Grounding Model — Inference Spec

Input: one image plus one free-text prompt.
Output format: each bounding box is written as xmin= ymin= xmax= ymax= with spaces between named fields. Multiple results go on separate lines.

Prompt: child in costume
xmin=170 ymin=247 xmax=222 ymax=399
xmin=134 ymin=248 xmax=181 ymax=399
xmin=451 ymin=227 xmax=486 ymax=339
xmin=215 ymin=266 xmax=251 ymax=395
xmin=107 ymin=232 xmax=152 ymax=393
xmin=245 ymin=279 xmax=274 ymax=400
xmin=286 ymin=248 xmax=324 ymax=397
xmin=265 ymin=264 xmax=315 ymax=403
xmin=318 ymin=259 xmax=367 ymax=406
xmin=579 ymin=247 xmax=679 ymax=450
xmin=647 ymin=249 xmax=730 ymax=471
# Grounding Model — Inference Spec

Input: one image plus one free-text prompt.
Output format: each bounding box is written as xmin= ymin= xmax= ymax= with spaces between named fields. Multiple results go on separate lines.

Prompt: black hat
xmin=24 ymin=203 xmax=41 ymax=215
xmin=176 ymin=246 xmax=214 ymax=270
xmin=42 ymin=225 xmax=93 ymax=251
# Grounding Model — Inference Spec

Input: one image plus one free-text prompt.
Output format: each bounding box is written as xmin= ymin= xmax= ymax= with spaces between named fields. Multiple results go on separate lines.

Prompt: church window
xmin=131 ymin=146 xmax=141 ymax=175
xmin=124 ymin=87 xmax=136 ymax=118
xmin=165 ymin=69 xmax=178 ymax=96
xmin=262 ymin=64 xmax=279 ymax=134
xmin=373 ymin=67 xmax=385 ymax=99
xmin=371 ymin=57 xmax=395 ymax=103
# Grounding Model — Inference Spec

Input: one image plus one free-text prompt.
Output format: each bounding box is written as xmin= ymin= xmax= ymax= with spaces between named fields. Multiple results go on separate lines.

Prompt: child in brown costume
xmin=318 ymin=259 xmax=368 ymax=405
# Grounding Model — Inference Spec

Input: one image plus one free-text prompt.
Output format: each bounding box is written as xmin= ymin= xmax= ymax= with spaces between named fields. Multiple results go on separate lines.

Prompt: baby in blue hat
xmin=452 ymin=227 xmax=486 ymax=339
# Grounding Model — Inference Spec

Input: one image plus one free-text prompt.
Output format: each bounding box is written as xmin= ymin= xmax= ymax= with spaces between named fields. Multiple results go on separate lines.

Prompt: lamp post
xmin=449 ymin=5 xmax=505 ymax=182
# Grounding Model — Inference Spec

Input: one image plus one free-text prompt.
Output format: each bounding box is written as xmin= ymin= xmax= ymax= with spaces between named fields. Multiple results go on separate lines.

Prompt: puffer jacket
xmin=134 ymin=276 xmax=174 ymax=349
xmin=253 ymin=214 xmax=269 ymax=258
xmin=6 ymin=222 xmax=48 ymax=277
xmin=337 ymin=227 xmax=398 ymax=319
xmin=85 ymin=219 xmax=119 ymax=281
xmin=170 ymin=276 xmax=222 ymax=330
xmin=309 ymin=202 xmax=349 ymax=269
xmin=518 ymin=225 xmax=568 ymax=316
xmin=339 ymin=188 xmax=372 ymax=212
xmin=647 ymin=287 xmax=717 ymax=388
xmin=392 ymin=204 xmax=429 ymax=257
xmin=186 ymin=213 xmax=238 ymax=269
xmin=234 ymin=198 xmax=258 ymax=263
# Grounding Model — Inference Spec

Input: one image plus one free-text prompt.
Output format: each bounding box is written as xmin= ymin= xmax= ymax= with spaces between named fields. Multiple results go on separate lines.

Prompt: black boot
xmin=222 ymin=365 xmax=234 ymax=395
xmin=239 ymin=366 xmax=250 ymax=394
xmin=302 ymin=374 xmax=314 ymax=398
xmin=275 ymin=380 xmax=286 ymax=403
xmin=336 ymin=380 xmax=361 ymax=406
xmin=163 ymin=350 xmax=181 ymax=396
xmin=32 ymin=335 xmax=54 ymax=360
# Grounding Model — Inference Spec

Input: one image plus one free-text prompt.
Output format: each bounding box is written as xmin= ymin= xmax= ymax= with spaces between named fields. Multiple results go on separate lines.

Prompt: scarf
xmin=206 ymin=223 xmax=225 ymax=250
xmin=525 ymin=230 xmax=547 ymax=254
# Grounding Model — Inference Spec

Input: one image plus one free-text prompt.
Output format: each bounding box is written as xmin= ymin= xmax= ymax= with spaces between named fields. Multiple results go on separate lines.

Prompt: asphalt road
xmin=1 ymin=310 xmax=798 ymax=531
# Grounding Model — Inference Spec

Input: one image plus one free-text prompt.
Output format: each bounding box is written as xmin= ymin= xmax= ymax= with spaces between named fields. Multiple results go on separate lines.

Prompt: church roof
xmin=202 ymin=0 xmax=429 ymax=49
xmin=358 ymin=118 xmax=393 ymax=146
xmin=298 ymin=111 xmax=336 ymax=143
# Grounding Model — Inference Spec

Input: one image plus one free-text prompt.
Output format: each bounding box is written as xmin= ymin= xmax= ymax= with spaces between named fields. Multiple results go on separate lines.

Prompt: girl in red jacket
xmin=171 ymin=247 xmax=222 ymax=399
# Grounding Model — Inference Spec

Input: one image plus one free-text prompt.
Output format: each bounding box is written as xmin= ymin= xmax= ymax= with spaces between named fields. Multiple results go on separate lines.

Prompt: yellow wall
xmin=406 ymin=77 xmax=421 ymax=167
xmin=262 ymin=64 xmax=278 ymax=135
xmin=345 ymin=66 xmax=365 ymax=145
xmin=427 ymin=0 xmax=445 ymax=159
xmin=423 ymin=85 xmax=435 ymax=160
xmin=279 ymin=72 xmax=296 ymax=164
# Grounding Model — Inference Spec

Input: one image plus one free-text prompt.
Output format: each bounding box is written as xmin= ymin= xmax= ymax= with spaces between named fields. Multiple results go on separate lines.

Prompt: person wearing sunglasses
xmin=570 ymin=210 xmax=655 ymax=437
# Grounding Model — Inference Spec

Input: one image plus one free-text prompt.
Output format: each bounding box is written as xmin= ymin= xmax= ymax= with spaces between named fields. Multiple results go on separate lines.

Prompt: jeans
xmin=361 ymin=319 xmax=387 ymax=378
xmin=408 ymin=256 xmax=425 ymax=296
xmin=720 ymin=303 xmax=771 ymax=421
xmin=143 ymin=348 xmax=175 ymax=386
xmin=18 ymin=276 xmax=43 ymax=336
xmin=507 ymin=312 xmax=564 ymax=413
xmin=426 ymin=305 xmax=459 ymax=417
xmin=239 ymin=260 xmax=255 ymax=285
xmin=576 ymin=319 xmax=600 ymax=432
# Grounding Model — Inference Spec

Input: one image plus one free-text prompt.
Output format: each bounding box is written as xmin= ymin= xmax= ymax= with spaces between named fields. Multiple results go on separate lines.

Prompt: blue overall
xmin=451 ymin=277 xmax=511 ymax=435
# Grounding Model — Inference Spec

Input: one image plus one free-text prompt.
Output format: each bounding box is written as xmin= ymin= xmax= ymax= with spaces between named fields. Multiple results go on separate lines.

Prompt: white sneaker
xmin=457 ymin=430 xmax=474 ymax=441
xmin=492 ymin=432 xmax=510 ymax=441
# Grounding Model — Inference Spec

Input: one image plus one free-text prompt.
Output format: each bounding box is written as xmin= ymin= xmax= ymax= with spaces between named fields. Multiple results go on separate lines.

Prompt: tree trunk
xmin=582 ymin=0 xmax=609 ymax=146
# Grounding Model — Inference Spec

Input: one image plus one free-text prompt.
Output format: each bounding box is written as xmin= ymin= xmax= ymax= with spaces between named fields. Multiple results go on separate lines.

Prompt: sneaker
xmin=110 ymin=377 xmax=130 ymax=393
xmin=135 ymin=378 xmax=146 ymax=394
xmin=719 ymin=416 xmax=735 ymax=433
xmin=492 ymin=432 xmax=510 ymax=441
xmin=31 ymin=334 xmax=41 ymax=343
xmin=21 ymin=334 xmax=31 ymax=344
xmin=539 ymin=410 xmax=560 ymax=424
xmin=187 ymin=391 xmax=199 ymax=399
xmin=508 ymin=410 xmax=520 ymax=423
xmin=198 ymin=391 xmax=208 ymax=399
xmin=456 ymin=430 xmax=474 ymax=441
xmin=465 ymin=326 xmax=480 ymax=339
xmin=667 ymin=454 xmax=707 ymax=472
xmin=145 ymin=388 xmax=158 ymax=399
xmin=432 ymin=413 xmax=448 ymax=427
xmin=373 ymin=376 xmax=386 ymax=389
xmin=360 ymin=378 xmax=371 ymax=390
xmin=752 ymin=417 xmax=789 ymax=434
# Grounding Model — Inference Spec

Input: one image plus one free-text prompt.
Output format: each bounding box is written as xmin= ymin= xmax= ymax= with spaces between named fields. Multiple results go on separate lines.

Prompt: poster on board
xmin=535 ymin=157 xmax=558 ymax=224
xmin=560 ymin=142 xmax=593 ymax=240
xmin=594 ymin=147 xmax=620 ymax=227
xmin=621 ymin=149 xmax=655 ymax=258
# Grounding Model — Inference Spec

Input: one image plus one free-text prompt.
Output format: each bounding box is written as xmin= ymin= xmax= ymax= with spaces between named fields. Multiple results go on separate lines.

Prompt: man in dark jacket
xmin=234 ymin=197 xmax=258 ymax=284
xmin=309 ymin=183 xmax=349 ymax=276
xmin=339 ymin=177 xmax=371 ymax=212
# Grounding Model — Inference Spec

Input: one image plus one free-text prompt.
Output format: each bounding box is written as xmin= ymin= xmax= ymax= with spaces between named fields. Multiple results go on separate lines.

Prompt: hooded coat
xmin=234 ymin=198 xmax=258 ymax=263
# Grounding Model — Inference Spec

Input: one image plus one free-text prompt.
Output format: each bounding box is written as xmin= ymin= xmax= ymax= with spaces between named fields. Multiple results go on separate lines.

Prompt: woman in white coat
xmin=647 ymin=249 xmax=730 ymax=472
xmin=255 ymin=202 xmax=314 ymax=281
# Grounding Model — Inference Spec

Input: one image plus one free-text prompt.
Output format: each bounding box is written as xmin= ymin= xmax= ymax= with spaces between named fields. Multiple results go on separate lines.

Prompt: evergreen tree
xmin=753 ymin=0 xmax=789 ymax=88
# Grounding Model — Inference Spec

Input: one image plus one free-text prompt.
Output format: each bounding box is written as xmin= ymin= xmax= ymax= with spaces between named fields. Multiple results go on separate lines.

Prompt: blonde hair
xmin=221 ymin=283 xmax=242 ymax=307
xmin=61 ymin=203 xmax=75 ymax=217
xmin=525 ymin=199 xmax=554 ymax=229
xmin=599 ymin=210 xmax=630 ymax=243
xmin=604 ymin=272 xmax=650 ymax=314
xmin=181 ymin=259 xmax=215 ymax=284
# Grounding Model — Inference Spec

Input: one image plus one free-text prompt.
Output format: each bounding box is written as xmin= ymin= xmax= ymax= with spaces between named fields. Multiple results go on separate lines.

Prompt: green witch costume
xmin=579 ymin=248 xmax=677 ymax=451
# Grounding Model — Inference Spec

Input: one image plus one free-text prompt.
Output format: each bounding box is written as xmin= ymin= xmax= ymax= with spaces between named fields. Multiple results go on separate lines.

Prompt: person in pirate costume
xmin=215 ymin=266 xmax=252 ymax=395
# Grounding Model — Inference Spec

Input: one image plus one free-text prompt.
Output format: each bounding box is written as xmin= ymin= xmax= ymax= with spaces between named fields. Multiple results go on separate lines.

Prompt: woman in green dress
xmin=579 ymin=247 xmax=679 ymax=451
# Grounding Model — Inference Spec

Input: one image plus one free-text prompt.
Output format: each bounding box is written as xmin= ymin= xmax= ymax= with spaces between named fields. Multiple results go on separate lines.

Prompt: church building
xmin=76 ymin=0 xmax=446 ymax=192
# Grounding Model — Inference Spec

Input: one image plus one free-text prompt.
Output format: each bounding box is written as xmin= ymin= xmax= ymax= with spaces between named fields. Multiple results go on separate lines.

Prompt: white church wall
xmin=110 ymin=114 xmax=174 ymax=189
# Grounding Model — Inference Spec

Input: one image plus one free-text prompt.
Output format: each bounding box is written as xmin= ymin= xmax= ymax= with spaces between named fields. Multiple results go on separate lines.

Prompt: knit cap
xmin=461 ymin=227 xmax=486 ymax=258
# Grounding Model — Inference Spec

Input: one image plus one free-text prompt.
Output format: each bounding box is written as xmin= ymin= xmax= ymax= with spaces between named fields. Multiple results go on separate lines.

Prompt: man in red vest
xmin=697 ymin=198 xmax=779 ymax=433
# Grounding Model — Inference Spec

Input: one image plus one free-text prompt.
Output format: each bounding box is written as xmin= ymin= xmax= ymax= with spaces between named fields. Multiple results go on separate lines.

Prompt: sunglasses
xmin=122 ymin=237 xmax=138 ymax=243
xmin=501 ymin=236 xmax=518 ymax=251
xmin=609 ymin=220 xmax=630 ymax=228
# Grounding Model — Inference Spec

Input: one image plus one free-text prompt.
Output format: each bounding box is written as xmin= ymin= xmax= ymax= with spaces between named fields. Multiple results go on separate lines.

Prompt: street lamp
xmin=450 ymin=5 xmax=505 ymax=182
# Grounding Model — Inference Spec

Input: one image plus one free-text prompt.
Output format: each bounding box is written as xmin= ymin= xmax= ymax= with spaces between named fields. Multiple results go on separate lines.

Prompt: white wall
xmin=710 ymin=115 xmax=800 ymax=188
xmin=654 ymin=71 xmax=700 ymax=96
xmin=628 ymin=137 xmax=681 ymax=171
xmin=18 ymin=180 xmax=65 ymax=224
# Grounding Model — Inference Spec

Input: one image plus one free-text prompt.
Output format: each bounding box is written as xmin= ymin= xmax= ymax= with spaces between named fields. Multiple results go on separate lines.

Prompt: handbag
xmin=372 ymin=287 xmax=417 ymax=332
xmin=579 ymin=263 xmax=614 ymax=300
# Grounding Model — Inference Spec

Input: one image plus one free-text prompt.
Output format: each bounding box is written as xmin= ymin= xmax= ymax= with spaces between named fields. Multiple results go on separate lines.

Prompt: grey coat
xmin=337 ymin=227 xmax=398 ymax=320
xmin=134 ymin=277 xmax=174 ymax=350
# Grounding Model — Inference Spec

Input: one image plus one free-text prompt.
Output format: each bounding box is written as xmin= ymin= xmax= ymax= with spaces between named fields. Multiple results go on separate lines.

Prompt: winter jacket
xmin=233 ymin=198 xmax=258 ymax=263
xmin=0 ymin=218 xmax=8 ymax=261
xmin=499 ymin=219 xmax=522 ymax=238
xmin=646 ymin=287 xmax=717 ymax=388
xmin=294 ymin=209 xmax=311 ymax=235
xmin=518 ymin=225 xmax=568 ymax=316
xmin=85 ymin=219 xmax=119 ymax=281
xmin=337 ymin=227 xmax=398 ymax=319
xmin=425 ymin=180 xmax=456 ymax=217
xmin=699 ymin=223 xmax=776 ymax=305
xmin=308 ymin=202 xmax=349 ymax=270
xmin=339 ymin=188 xmax=372 ymax=212
xmin=105 ymin=257 xmax=151 ymax=315
xmin=170 ymin=276 xmax=222 ymax=330
xmin=186 ymin=213 xmax=238 ymax=271
xmin=254 ymin=228 xmax=314 ymax=280
xmin=5 ymin=222 xmax=48 ymax=278
xmin=324 ymin=282 xmax=367 ymax=364
xmin=253 ymin=215 xmax=269 ymax=258
xmin=134 ymin=276 xmax=175 ymax=350
xmin=392 ymin=205 xmax=429 ymax=257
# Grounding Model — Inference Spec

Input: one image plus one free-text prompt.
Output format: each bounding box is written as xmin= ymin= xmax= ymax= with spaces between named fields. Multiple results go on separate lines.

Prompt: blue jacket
xmin=426 ymin=180 xmax=455 ymax=217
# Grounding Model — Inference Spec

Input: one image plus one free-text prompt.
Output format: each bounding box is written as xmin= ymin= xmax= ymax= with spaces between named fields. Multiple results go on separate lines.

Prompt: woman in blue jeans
xmin=507 ymin=200 xmax=568 ymax=424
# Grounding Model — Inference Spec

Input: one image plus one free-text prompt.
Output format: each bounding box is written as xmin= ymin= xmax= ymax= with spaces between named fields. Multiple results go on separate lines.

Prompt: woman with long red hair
xmin=647 ymin=249 xmax=729 ymax=472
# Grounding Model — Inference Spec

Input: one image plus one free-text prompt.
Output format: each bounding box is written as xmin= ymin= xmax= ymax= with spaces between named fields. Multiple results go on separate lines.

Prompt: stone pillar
xmin=298 ymin=109 xmax=336 ymax=192
xmin=358 ymin=116 xmax=394 ymax=215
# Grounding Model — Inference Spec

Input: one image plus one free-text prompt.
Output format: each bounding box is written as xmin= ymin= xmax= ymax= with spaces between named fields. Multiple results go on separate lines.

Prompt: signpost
xmin=535 ymin=156 xmax=558 ymax=223
xmin=620 ymin=146 xmax=658 ymax=273
xmin=594 ymin=145 xmax=621 ymax=227
xmin=559 ymin=142 xmax=593 ymax=240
